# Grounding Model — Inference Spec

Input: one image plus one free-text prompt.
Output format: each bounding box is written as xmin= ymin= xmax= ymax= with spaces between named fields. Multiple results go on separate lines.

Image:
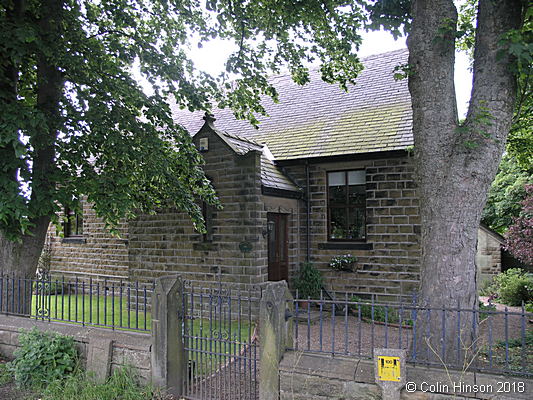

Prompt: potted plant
xmin=294 ymin=262 xmax=323 ymax=305
xmin=329 ymin=254 xmax=357 ymax=272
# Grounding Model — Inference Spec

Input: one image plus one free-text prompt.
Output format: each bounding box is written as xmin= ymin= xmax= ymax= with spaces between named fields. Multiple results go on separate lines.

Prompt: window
xmin=327 ymin=170 xmax=366 ymax=240
xmin=64 ymin=203 xmax=83 ymax=237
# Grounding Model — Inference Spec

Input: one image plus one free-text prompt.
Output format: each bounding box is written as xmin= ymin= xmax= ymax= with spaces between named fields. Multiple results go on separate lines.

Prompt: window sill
xmin=318 ymin=242 xmax=373 ymax=250
xmin=61 ymin=237 xmax=87 ymax=244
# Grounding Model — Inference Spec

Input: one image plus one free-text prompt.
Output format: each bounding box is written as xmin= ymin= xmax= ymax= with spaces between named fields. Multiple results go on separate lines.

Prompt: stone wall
xmin=476 ymin=226 xmax=503 ymax=285
xmin=127 ymin=125 xmax=268 ymax=292
xmin=279 ymin=351 xmax=531 ymax=400
xmin=0 ymin=315 xmax=151 ymax=382
xmin=48 ymin=199 xmax=129 ymax=282
xmin=284 ymin=155 xmax=421 ymax=303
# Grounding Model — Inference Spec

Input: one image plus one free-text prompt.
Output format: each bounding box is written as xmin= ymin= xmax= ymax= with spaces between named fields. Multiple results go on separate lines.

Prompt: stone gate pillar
xmin=259 ymin=280 xmax=294 ymax=400
xmin=151 ymin=275 xmax=186 ymax=396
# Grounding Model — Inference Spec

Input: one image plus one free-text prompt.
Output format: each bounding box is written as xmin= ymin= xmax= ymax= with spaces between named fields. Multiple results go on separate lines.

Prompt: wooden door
xmin=267 ymin=213 xmax=289 ymax=281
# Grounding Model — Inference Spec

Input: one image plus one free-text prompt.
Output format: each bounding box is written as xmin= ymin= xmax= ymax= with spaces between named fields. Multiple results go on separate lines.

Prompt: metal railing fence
xmin=0 ymin=274 xmax=152 ymax=331
xmin=292 ymin=293 xmax=532 ymax=377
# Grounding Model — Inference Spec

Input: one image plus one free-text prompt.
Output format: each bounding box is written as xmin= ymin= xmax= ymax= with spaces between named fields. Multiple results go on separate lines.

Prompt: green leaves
xmin=482 ymin=154 xmax=533 ymax=233
xmin=1 ymin=0 xmax=369 ymax=240
xmin=8 ymin=328 xmax=78 ymax=388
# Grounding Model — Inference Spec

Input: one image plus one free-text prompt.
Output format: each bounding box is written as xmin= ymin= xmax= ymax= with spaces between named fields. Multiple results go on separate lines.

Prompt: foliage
xmin=350 ymin=296 xmax=413 ymax=326
xmin=294 ymin=262 xmax=323 ymax=299
xmin=498 ymin=329 xmax=533 ymax=349
xmin=329 ymin=254 xmax=357 ymax=271
xmin=505 ymin=185 xmax=533 ymax=265
xmin=0 ymin=362 xmax=13 ymax=386
xmin=8 ymin=328 xmax=78 ymax=388
xmin=40 ymin=366 xmax=163 ymax=400
xmin=482 ymin=155 xmax=533 ymax=233
xmin=0 ymin=0 xmax=366 ymax=243
xmin=484 ymin=268 xmax=533 ymax=307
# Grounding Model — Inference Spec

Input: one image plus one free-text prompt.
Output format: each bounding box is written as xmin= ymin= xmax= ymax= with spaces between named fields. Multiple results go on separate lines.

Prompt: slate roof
xmin=172 ymin=48 xmax=413 ymax=161
xmin=201 ymin=119 xmax=301 ymax=192
xmin=260 ymin=153 xmax=301 ymax=193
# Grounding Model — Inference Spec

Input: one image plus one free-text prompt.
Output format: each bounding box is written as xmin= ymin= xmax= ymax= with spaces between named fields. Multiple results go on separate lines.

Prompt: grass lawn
xmin=31 ymin=294 xmax=254 ymax=343
xmin=31 ymin=294 xmax=151 ymax=331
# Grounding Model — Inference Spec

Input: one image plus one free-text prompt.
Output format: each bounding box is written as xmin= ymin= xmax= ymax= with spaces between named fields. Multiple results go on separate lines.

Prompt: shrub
xmin=489 ymin=268 xmax=533 ymax=306
xmin=9 ymin=328 xmax=78 ymax=388
xmin=294 ymin=262 xmax=323 ymax=299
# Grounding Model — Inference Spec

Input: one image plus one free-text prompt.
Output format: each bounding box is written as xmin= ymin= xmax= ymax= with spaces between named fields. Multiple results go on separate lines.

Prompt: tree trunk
xmin=0 ymin=217 xmax=50 ymax=314
xmin=407 ymin=0 xmax=523 ymax=366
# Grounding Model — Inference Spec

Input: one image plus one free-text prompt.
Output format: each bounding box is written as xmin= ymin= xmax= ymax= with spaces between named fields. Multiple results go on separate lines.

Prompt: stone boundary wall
xmin=0 ymin=315 xmax=151 ymax=382
xmin=279 ymin=351 xmax=532 ymax=400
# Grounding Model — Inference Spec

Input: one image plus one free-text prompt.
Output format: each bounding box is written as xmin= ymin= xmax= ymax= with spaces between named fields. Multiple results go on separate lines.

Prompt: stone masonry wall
xmin=284 ymin=155 xmax=421 ymax=303
xmin=48 ymin=199 xmax=129 ymax=282
xmin=476 ymin=227 xmax=503 ymax=286
xmin=0 ymin=315 xmax=151 ymax=382
xmin=280 ymin=351 xmax=531 ymax=400
xmin=127 ymin=126 xmax=268 ymax=292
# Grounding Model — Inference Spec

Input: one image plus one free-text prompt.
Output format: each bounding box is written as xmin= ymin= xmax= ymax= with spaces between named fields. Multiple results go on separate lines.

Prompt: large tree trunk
xmin=407 ymin=0 xmax=522 ymax=366
xmin=0 ymin=218 xmax=50 ymax=314
xmin=0 ymin=0 xmax=64 ymax=313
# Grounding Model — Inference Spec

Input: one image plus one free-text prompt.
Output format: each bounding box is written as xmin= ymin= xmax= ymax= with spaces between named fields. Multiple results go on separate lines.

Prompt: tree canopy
xmin=1 ymin=0 xmax=366 ymax=244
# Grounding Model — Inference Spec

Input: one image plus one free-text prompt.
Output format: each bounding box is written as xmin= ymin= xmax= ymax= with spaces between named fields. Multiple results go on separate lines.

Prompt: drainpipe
xmin=305 ymin=161 xmax=310 ymax=263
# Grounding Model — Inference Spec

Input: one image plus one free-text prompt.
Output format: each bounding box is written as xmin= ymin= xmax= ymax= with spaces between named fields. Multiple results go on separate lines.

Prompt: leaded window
xmin=327 ymin=170 xmax=366 ymax=240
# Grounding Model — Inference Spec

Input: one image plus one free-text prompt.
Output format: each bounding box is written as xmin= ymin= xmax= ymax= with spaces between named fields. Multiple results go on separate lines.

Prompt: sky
xmin=187 ymin=29 xmax=474 ymax=118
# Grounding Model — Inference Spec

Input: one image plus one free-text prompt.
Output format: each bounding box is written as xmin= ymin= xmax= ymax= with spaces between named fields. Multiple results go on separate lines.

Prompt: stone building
xmin=476 ymin=224 xmax=505 ymax=286
xmin=48 ymin=49 xmax=424 ymax=302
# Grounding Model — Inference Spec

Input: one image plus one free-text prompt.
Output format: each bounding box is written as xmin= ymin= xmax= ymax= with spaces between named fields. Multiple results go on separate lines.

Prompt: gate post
xmin=259 ymin=280 xmax=294 ymax=400
xmin=151 ymin=275 xmax=187 ymax=397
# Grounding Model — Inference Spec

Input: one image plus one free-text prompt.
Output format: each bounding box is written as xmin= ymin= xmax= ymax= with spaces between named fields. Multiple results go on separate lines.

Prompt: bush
xmin=294 ymin=262 xmax=323 ymax=299
xmin=488 ymin=268 xmax=533 ymax=306
xmin=9 ymin=328 xmax=78 ymax=388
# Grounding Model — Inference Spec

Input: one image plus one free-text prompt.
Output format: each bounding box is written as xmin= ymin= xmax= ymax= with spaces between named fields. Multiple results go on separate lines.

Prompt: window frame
xmin=64 ymin=204 xmax=83 ymax=238
xmin=326 ymin=169 xmax=367 ymax=242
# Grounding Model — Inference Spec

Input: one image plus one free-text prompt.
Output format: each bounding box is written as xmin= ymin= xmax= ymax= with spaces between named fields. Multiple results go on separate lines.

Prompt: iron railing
xmin=183 ymin=283 xmax=260 ymax=400
xmin=0 ymin=274 xmax=152 ymax=331
xmin=292 ymin=293 xmax=532 ymax=377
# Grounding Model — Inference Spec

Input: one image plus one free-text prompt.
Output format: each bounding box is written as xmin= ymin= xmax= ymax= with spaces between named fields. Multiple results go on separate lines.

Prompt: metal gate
xmin=183 ymin=283 xmax=259 ymax=400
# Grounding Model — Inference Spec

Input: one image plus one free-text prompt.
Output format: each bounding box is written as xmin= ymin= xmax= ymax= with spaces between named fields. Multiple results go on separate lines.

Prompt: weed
xmin=8 ymin=328 xmax=78 ymax=388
